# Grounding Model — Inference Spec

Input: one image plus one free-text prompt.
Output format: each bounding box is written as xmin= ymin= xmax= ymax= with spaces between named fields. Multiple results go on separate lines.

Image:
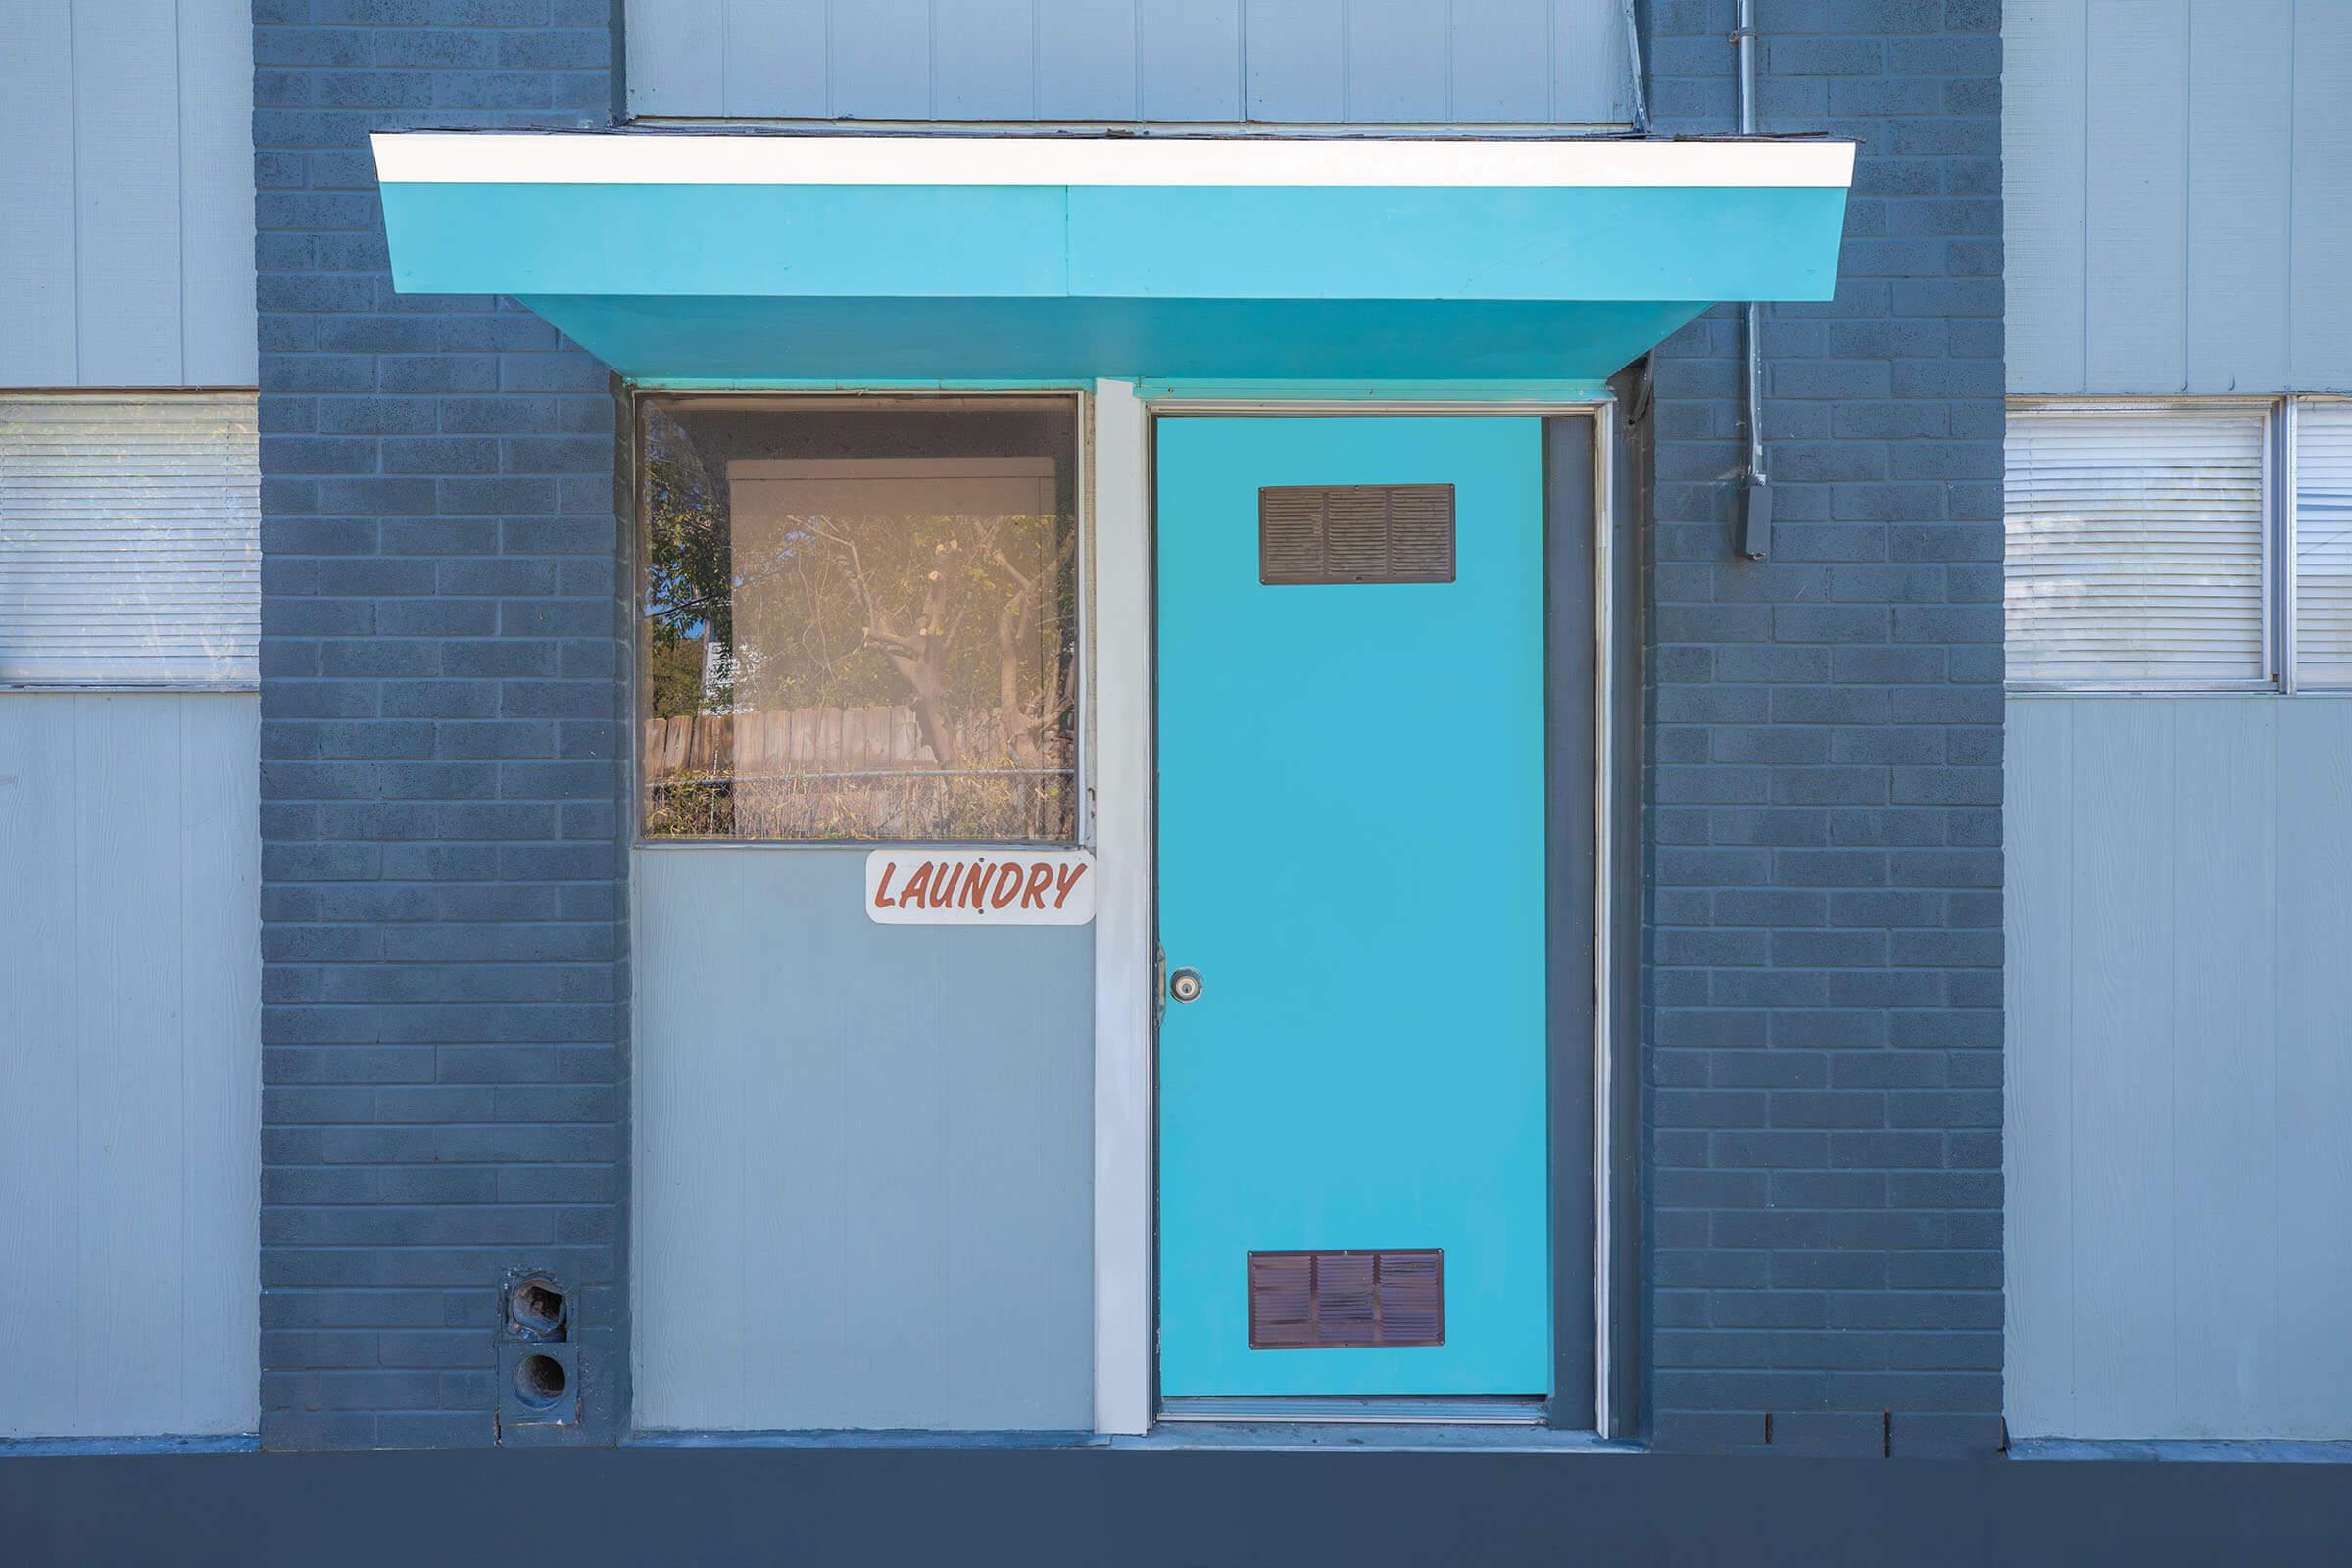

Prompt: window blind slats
xmin=0 ymin=394 xmax=260 ymax=687
xmin=2295 ymin=403 xmax=2352 ymax=688
xmin=2004 ymin=407 xmax=2269 ymax=686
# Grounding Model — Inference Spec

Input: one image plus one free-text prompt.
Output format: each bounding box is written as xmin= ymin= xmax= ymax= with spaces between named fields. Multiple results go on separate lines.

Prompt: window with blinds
xmin=0 ymin=394 xmax=260 ymax=689
xmin=2296 ymin=402 xmax=2352 ymax=688
xmin=2004 ymin=406 xmax=2270 ymax=688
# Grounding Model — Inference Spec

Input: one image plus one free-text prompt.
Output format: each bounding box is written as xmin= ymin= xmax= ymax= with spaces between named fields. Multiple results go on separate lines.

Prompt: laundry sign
xmin=864 ymin=849 xmax=1096 ymax=926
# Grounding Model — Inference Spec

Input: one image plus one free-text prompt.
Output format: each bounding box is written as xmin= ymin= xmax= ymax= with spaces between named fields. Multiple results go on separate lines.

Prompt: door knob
xmin=1168 ymin=967 xmax=1204 ymax=1004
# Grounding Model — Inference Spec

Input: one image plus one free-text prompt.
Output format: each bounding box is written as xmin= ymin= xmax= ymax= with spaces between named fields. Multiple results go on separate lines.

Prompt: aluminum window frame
xmin=0 ymin=387 xmax=263 ymax=695
xmin=624 ymin=384 xmax=1096 ymax=851
xmin=2286 ymin=393 xmax=2352 ymax=695
xmin=2005 ymin=394 xmax=2281 ymax=696
xmin=2009 ymin=394 xmax=2352 ymax=698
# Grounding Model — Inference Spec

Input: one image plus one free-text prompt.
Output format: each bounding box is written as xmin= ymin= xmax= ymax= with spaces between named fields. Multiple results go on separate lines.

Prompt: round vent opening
xmin=513 ymin=1353 xmax=568 ymax=1410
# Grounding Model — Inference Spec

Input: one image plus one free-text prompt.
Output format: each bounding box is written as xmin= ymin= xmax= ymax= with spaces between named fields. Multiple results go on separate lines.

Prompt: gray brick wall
xmin=1636 ymin=0 xmax=2004 ymax=1456
xmin=254 ymin=0 xmax=622 ymax=1449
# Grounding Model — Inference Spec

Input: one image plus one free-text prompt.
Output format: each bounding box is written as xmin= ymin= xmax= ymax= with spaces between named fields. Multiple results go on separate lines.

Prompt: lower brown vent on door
xmin=1248 ymin=1249 xmax=1445 ymax=1349
xmin=1258 ymin=484 xmax=1456 ymax=585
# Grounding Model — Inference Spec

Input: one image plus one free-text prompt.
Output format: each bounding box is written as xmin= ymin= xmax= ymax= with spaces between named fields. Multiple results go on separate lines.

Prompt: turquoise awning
xmin=372 ymin=132 xmax=1853 ymax=382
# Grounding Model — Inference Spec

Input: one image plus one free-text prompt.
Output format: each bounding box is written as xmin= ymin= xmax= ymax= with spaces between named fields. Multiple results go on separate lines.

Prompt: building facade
xmin=0 ymin=0 xmax=2346 ymax=1491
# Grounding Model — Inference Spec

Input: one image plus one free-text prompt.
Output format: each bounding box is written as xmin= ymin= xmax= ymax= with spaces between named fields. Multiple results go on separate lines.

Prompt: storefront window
xmin=637 ymin=395 xmax=1081 ymax=843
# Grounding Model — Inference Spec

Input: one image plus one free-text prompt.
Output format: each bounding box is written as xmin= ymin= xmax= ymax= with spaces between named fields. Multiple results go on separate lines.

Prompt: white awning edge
xmin=371 ymin=131 xmax=1857 ymax=191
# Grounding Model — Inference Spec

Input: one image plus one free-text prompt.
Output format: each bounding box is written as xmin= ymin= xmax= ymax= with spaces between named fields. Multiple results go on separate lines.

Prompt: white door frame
xmin=1087 ymin=382 xmax=1624 ymax=1437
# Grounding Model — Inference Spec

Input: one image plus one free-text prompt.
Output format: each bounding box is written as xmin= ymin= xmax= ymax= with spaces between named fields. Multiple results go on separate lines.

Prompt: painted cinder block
xmin=254 ymin=2 xmax=619 ymax=1449
xmin=1637 ymin=0 xmax=2003 ymax=1458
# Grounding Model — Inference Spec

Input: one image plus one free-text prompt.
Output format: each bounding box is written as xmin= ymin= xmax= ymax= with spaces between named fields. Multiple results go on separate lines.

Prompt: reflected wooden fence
xmin=641 ymin=707 xmax=1069 ymax=841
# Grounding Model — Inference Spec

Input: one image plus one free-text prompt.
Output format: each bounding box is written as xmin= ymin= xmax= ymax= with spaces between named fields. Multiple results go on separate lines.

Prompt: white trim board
xmin=1592 ymin=400 xmax=1621 ymax=1440
xmin=371 ymin=132 xmax=1856 ymax=191
xmin=1089 ymin=378 xmax=1154 ymax=1437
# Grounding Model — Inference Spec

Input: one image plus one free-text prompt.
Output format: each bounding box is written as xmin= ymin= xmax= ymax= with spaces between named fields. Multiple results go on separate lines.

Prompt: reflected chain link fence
xmin=642 ymin=706 xmax=1074 ymax=841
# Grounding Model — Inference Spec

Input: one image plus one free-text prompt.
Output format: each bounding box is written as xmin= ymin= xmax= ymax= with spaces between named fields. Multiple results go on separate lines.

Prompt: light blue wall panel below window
xmin=633 ymin=847 xmax=1094 ymax=1432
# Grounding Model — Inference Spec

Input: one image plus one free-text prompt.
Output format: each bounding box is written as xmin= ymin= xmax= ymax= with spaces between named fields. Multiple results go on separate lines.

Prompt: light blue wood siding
xmin=2005 ymin=0 xmax=2352 ymax=394
xmin=626 ymin=0 xmax=1634 ymax=124
xmin=0 ymin=0 xmax=257 ymax=388
xmin=0 ymin=693 xmax=261 ymax=1438
xmin=633 ymin=848 xmax=1094 ymax=1431
xmin=2005 ymin=696 xmax=2352 ymax=1439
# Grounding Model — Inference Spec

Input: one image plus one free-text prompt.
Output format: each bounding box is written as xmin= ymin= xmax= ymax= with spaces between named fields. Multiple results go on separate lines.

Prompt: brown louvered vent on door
xmin=1258 ymin=484 xmax=1456 ymax=585
xmin=1248 ymin=1249 xmax=1445 ymax=1348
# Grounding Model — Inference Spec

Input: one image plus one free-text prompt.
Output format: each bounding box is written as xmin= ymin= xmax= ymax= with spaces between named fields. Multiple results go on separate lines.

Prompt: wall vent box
xmin=1259 ymin=484 xmax=1455 ymax=585
xmin=1248 ymin=1249 xmax=1445 ymax=1348
xmin=1738 ymin=477 xmax=1773 ymax=560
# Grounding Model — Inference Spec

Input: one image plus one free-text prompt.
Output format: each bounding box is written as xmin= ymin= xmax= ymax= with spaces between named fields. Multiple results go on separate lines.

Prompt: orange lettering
xmin=899 ymin=861 xmax=933 ymax=908
xmin=937 ymin=863 xmax=966 ymax=907
xmin=872 ymin=861 xmax=898 ymax=908
xmin=1022 ymin=862 xmax=1054 ymax=908
xmin=965 ymin=859 xmax=991 ymax=910
xmin=991 ymin=863 xmax=1023 ymax=908
xmin=1053 ymin=861 xmax=1089 ymax=909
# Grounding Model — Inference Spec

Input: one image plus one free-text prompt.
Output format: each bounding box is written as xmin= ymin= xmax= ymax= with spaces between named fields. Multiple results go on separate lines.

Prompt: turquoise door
xmin=1156 ymin=416 xmax=1550 ymax=1397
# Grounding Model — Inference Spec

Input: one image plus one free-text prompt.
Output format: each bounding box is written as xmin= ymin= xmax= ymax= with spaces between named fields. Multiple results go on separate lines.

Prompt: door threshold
xmin=1157 ymin=1396 xmax=1546 ymax=1426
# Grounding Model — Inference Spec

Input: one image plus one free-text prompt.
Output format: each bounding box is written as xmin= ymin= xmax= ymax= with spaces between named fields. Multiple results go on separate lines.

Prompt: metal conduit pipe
xmin=1735 ymin=0 xmax=1773 ymax=559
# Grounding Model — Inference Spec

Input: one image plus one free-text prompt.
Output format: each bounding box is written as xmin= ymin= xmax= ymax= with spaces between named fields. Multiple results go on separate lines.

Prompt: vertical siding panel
xmin=1551 ymin=0 xmax=1629 ymax=125
xmin=2065 ymin=699 xmax=2175 ymax=1437
xmin=70 ymin=0 xmax=184 ymax=385
xmin=2183 ymin=2 xmax=2291 ymax=395
xmin=2082 ymin=0 xmax=2190 ymax=393
xmin=827 ymin=0 xmax=933 ymax=119
xmin=0 ymin=694 xmax=259 ymax=1438
xmin=2167 ymin=700 xmax=2278 ymax=1436
xmin=74 ymin=696 xmax=189 ymax=1433
xmin=0 ymin=697 xmax=83 ymax=1436
xmin=719 ymin=0 xmax=830 ymax=119
xmin=2002 ymin=0 xmax=2088 ymax=394
xmin=1035 ymin=0 xmax=1140 ymax=120
xmin=2289 ymin=3 xmax=2352 ymax=392
xmin=2273 ymin=702 xmax=2352 ymax=1437
xmin=2008 ymin=699 xmax=2352 ymax=1440
xmin=938 ymin=929 xmax=1094 ymax=1426
xmin=734 ymin=855 xmax=851 ymax=1432
xmin=177 ymin=696 xmax=261 ymax=1432
xmin=840 ymin=873 xmax=952 ymax=1426
xmin=1448 ymin=0 xmax=1551 ymax=122
xmin=1242 ymin=0 xmax=1344 ymax=122
xmin=2 ymin=0 xmax=251 ymax=386
xmin=1136 ymin=1 xmax=1243 ymax=121
xmin=630 ymin=850 xmax=750 ymax=1430
xmin=2001 ymin=698 xmax=2075 ymax=1439
xmin=934 ymin=0 xmax=1039 ymax=119
xmin=0 ymin=3 xmax=79 ymax=384
xmin=176 ymin=0 xmax=257 ymax=386
xmin=621 ymin=0 xmax=723 ymax=117
xmin=622 ymin=0 xmax=1644 ymax=124
xmin=1344 ymin=0 xmax=1446 ymax=122
xmin=2009 ymin=0 xmax=2348 ymax=399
